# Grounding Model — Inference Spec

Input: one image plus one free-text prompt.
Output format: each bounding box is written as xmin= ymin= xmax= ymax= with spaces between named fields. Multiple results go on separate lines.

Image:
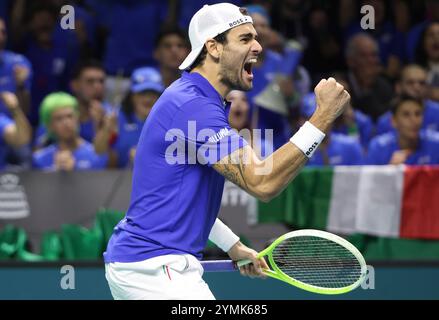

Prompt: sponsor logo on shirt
xmin=208 ymin=127 xmax=231 ymax=143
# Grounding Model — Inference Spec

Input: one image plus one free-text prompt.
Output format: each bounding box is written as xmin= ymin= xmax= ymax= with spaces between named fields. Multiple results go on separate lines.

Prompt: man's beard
xmin=219 ymin=63 xmax=252 ymax=92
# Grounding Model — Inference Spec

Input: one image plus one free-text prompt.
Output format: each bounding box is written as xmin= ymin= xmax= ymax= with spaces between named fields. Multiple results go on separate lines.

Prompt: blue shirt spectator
xmin=366 ymin=130 xmax=439 ymax=165
xmin=0 ymin=113 xmax=13 ymax=169
xmin=177 ymin=0 xmax=243 ymax=29
xmin=34 ymin=101 xmax=113 ymax=148
xmin=0 ymin=50 xmax=32 ymax=115
xmin=307 ymin=133 xmax=364 ymax=166
xmin=33 ymin=141 xmax=107 ymax=170
xmin=367 ymin=96 xmax=439 ymax=165
xmin=92 ymin=0 xmax=168 ymax=76
xmin=94 ymin=67 xmax=164 ymax=167
xmin=33 ymin=92 xmax=107 ymax=171
xmin=301 ymin=92 xmax=374 ymax=149
xmin=0 ymin=16 xmax=33 ymax=118
xmin=24 ymin=7 xmax=79 ymax=126
xmin=377 ymin=100 xmax=439 ymax=135
xmin=345 ymin=21 xmax=405 ymax=70
xmin=113 ymin=67 xmax=163 ymax=167
xmin=247 ymin=49 xmax=292 ymax=151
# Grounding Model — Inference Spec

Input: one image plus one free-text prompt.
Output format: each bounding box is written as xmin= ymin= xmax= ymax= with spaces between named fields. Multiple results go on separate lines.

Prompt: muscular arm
xmin=213 ymin=142 xmax=307 ymax=202
xmin=213 ymin=78 xmax=349 ymax=202
xmin=213 ymin=113 xmax=333 ymax=202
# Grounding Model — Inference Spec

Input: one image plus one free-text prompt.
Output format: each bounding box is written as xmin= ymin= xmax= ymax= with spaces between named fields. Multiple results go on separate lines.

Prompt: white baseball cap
xmin=178 ymin=3 xmax=253 ymax=71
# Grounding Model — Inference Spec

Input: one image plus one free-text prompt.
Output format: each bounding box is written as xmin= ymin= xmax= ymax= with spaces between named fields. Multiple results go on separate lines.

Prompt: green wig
xmin=39 ymin=92 xmax=78 ymax=129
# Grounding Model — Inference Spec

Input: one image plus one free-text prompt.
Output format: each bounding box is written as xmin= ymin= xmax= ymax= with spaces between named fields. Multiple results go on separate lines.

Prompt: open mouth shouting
xmin=243 ymin=57 xmax=257 ymax=81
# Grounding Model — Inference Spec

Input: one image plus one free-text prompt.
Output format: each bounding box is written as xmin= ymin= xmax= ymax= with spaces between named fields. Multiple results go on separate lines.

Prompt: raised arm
xmin=1 ymin=92 xmax=32 ymax=147
xmin=213 ymin=78 xmax=350 ymax=202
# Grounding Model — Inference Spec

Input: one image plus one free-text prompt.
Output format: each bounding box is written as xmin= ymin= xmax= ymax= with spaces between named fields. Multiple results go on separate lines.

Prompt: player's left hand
xmin=227 ymin=241 xmax=269 ymax=279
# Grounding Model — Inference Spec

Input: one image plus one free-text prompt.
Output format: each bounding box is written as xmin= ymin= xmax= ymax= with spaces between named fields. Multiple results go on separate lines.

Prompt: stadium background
xmin=0 ymin=0 xmax=438 ymax=299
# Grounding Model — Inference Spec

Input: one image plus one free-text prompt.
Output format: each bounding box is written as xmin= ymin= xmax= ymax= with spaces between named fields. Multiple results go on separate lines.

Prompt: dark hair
xmin=390 ymin=94 xmax=424 ymax=115
xmin=189 ymin=30 xmax=230 ymax=70
xmin=154 ymin=25 xmax=190 ymax=49
xmin=415 ymin=20 xmax=439 ymax=67
xmin=71 ymin=59 xmax=105 ymax=80
xmin=121 ymin=92 xmax=135 ymax=123
xmin=28 ymin=3 xmax=58 ymax=21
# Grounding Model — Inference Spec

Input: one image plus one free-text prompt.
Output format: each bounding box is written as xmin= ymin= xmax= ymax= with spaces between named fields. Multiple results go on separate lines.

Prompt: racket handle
xmin=200 ymin=260 xmax=237 ymax=272
xmin=236 ymin=259 xmax=252 ymax=268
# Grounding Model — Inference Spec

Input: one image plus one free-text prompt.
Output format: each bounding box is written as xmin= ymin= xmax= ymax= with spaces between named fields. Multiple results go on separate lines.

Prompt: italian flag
xmin=257 ymin=165 xmax=439 ymax=240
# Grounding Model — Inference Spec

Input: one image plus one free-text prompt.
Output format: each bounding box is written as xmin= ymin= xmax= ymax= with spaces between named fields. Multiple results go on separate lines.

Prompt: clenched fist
xmin=313 ymin=77 xmax=351 ymax=127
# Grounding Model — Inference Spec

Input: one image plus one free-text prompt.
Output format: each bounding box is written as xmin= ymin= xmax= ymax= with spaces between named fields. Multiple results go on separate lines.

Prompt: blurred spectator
xmin=0 ymin=17 xmax=32 ymax=117
xmin=94 ymin=67 xmax=163 ymax=168
xmin=176 ymin=0 xmax=243 ymax=29
xmin=227 ymin=90 xmax=273 ymax=159
xmin=93 ymin=0 xmax=172 ymax=105
xmin=153 ymin=26 xmax=190 ymax=88
xmin=345 ymin=0 xmax=405 ymax=80
xmin=306 ymin=132 xmax=364 ymax=166
xmin=34 ymin=60 xmax=111 ymax=148
xmin=366 ymin=95 xmax=439 ymax=165
xmin=270 ymin=0 xmax=312 ymax=46
xmin=346 ymin=33 xmax=394 ymax=121
xmin=70 ymin=2 xmax=98 ymax=60
xmin=70 ymin=60 xmax=111 ymax=141
xmin=246 ymin=5 xmax=298 ymax=151
xmin=227 ymin=90 xmax=250 ymax=132
xmin=13 ymin=3 xmax=80 ymax=126
xmin=33 ymin=92 xmax=108 ymax=171
xmin=406 ymin=0 xmax=439 ymax=62
xmin=377 ymin=64 xmax=439 ymax=134
xmin=415 ymin=21 xmax=439 ymax=102
xmin=0 ymin=92 xmax=32 ymax=170
xmin=301 ymin=77 xmax=373 ymax=150
xmin=302 ymin=5 xmax=344 ymax=84
xmin=299 ymin=91 xmax=364 ymax=166
xmin=0 ymin=16 xmax=33 ymax=168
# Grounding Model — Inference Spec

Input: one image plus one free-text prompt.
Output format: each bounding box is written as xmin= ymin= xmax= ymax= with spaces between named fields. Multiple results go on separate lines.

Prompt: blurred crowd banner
xmin=0 ymin=170 xmax=134 ymax=251
xmin=1 ymin=166 xmax=439 ymax=259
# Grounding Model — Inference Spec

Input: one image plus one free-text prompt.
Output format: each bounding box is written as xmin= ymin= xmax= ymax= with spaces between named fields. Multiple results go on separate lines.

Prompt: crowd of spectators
xmin=0 ymin=0 xmax=438 ymax=171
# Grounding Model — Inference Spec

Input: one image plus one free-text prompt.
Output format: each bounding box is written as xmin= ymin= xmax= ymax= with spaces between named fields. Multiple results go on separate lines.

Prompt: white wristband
xmin=208 ymin=218 xmax=240 ymax=252
xmin=290 ymin=121 xmax=325 ymax=158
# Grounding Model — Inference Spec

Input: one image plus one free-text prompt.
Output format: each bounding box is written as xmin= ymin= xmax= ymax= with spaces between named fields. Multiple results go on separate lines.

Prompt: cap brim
xmin=178 ymin=46 xmax=204 ymax=70
xmin=131 ymin=82 xmax=164 ymax=93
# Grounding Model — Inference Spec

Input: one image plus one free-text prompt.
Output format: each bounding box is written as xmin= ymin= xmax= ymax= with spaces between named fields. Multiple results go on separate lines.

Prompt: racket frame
xmin=238 ymin=229 xmax=367 ymax=294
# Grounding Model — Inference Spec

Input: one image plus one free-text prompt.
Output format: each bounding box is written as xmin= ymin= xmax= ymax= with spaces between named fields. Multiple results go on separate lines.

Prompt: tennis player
xmin=104 ymin=3 xmax=350 ymax=300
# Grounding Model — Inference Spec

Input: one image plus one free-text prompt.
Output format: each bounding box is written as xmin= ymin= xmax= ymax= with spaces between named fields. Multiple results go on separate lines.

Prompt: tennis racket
xmin=201 ymin=229 xmax=367 ymax=295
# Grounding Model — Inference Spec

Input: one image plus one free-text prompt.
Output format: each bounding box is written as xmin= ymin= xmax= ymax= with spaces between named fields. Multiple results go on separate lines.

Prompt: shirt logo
xmin=208 ymin=127 xmax=231 ymax=143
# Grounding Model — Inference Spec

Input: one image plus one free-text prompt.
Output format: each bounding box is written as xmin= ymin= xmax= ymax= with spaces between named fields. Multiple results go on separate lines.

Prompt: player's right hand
xmin=314 ymin=77 xmax=351 ymax=123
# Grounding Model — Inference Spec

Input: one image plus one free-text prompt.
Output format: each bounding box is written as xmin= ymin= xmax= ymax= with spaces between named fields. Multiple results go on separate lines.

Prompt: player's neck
xmin=191 ymin=65 xmax=229 ymax=99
